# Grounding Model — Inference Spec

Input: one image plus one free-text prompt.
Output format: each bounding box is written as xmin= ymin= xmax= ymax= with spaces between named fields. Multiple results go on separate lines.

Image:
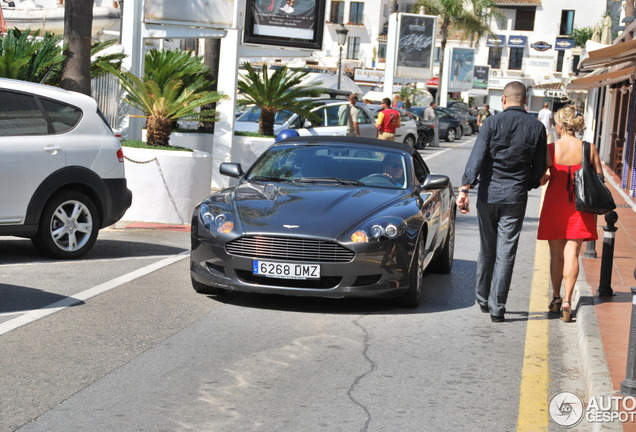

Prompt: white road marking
xmin=0 ymin=252 xmax=189 ymax=336
xmin=0 ymin=254 xmax=183 ymax=268
xmin=421 ymin=138 xmax=473 ymax=161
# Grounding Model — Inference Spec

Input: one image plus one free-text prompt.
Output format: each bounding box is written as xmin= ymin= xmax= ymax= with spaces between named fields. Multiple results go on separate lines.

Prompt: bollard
xmin=620 ymin=270 xmax=636 ymax=396
xmin=597 ymin=211 xmax=618 ymax=297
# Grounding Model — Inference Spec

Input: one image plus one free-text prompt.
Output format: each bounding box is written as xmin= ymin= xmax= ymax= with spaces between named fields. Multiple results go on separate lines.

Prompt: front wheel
xmin=32 ymin=190 xmax=100 ymax=259
xmin=403 ymin=134 xmax=416 ymax=147
xmin=446 ymin=128 xmax=456 ymax=142
xmin=394 ymin=234 xmax=424 ymax=308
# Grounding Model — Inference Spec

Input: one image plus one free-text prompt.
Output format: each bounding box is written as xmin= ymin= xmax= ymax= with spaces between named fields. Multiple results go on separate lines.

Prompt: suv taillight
xmin=117 ymin=148 xmax=124 ymax=163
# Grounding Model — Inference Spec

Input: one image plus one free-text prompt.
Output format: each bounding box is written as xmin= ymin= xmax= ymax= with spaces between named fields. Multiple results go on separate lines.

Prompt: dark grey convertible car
xmin=190 ymin=136 xmax=456 ymax=307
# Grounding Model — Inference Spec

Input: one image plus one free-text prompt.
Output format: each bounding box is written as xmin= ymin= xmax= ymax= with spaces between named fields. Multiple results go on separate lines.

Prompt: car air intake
xmin=226 ymin=236 xmax=354 ymax=263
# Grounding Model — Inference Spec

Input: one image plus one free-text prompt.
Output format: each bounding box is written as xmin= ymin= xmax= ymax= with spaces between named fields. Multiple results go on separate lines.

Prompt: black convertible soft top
xmin=276 ymin=135 xmax=414 ymax=155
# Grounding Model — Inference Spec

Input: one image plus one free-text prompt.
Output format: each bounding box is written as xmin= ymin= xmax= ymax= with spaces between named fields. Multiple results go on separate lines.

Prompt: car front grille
xmin=225 ymin=236 xmax=354 ymax=263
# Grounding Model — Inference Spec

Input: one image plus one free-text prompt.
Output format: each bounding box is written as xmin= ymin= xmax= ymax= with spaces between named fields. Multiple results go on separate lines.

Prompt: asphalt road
xmin=0 ymin=136 xmax=589 ymax=431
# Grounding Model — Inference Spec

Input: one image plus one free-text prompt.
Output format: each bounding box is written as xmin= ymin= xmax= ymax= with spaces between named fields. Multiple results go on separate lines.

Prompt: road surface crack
xmin=347 ymin=315 xmax=376 ymax=432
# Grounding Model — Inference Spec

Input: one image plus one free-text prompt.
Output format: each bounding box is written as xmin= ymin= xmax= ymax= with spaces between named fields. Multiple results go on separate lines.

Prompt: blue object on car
xmin=275 ymin=129 xmax=300 ymax=142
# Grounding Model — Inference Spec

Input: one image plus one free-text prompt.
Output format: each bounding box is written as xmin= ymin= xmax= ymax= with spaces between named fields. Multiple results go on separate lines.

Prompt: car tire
xmin=32 ymin=190 xmax=100 ymax=259
xmin=430 ymin=209 xmax=455 ymax=274
xmin=394 ymin=233 xmax=425 ymax=308
xmin=404 ymin=134 xmax=416 ymax=147
xmin=192 ymin=277 xmax=227 ymax=296
xmin=446 ymin=128 xmax=456 ymax=142
xmin=456 ymin=127 xmax=463 ymax=140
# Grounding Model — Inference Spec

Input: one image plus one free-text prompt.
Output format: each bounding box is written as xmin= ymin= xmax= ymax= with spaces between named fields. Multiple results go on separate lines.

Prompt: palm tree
xmin=144 ymin=49 xmax=213 ymax=92
xmin=415 ymin=0 xmax=497 ymax=103
xmin=0 ymin=29 xmax=64 ymax=83
xmin=61 ymin=0 xmax=93 ymax=95
xmin=106 ymin=64 xmax=225 ymax=147
xmin=237 ymin=62 xmax=327 ymax=136
xmin=90 ymin=39 xmax=126 ymax=79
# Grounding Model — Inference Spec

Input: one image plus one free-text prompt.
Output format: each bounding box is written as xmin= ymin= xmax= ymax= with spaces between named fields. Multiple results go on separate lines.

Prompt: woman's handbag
xmin=573 ymin=141 xmax=616 ymax=215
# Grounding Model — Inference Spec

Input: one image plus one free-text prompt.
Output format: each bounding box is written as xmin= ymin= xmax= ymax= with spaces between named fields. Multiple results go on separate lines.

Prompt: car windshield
xmin=246 ymin=144 xmax=408 ymax=189
xmin=237 ymin=106 xmax=295 ymax=125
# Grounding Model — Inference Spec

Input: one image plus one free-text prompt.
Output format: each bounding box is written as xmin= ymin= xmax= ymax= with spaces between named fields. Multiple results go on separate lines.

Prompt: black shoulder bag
xmin=573 ymin=141 xmax=616 ymax=215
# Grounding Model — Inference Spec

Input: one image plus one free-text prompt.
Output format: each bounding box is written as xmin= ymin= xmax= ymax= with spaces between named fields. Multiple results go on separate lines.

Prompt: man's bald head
xmin=502 ymin=81 xmax=527 ymax=106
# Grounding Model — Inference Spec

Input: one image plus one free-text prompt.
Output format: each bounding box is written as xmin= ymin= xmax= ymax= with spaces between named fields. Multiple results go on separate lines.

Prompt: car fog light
xmin=351 ymin=230 xmax=368 ymax=243
xmin=218 ymin=222 xmax=234 ymax=234
xmin=385 ymin=224 xmax=398 ymax=238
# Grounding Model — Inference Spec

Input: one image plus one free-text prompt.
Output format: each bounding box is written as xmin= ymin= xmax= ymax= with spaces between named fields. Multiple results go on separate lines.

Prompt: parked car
xmin=234 ymin=100 xmax=377 ymax=138
xmin=367 ymin=105 xmax=420 ymax=147
xmin=404 ymin=111 xmax=435 ymax=149
xmin=408 ymin=106 xmax=463 ymax=142
xmin=436 ymin=107 xmax=471 ymax=137
xmin=446 ymin=106 xmax=478 ymax=135
xmin=447 ymin=100 xmax=478 ymax=116
xmin=0 ymin=78 xmax=132 ymax=258
xmin=190 ymin=136 xmax=456 ymax=307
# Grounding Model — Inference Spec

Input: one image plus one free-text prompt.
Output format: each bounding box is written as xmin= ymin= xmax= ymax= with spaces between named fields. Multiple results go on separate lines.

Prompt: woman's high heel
xmin=549 ymin=296 xmax=562 ymax=313
xmin=561 ymin=301 xmax=572 ymax=322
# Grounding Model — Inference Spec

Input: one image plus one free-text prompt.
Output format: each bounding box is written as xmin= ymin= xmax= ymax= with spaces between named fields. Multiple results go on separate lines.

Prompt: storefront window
xmin=508 ymin=47 xmax=524 ymax=70
xmin=488 ymin=46 xmax=502 ymax=69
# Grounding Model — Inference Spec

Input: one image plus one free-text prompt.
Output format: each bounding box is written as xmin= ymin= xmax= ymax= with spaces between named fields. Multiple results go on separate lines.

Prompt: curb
xmin=576 ymin=271 xmax=623 ymax=431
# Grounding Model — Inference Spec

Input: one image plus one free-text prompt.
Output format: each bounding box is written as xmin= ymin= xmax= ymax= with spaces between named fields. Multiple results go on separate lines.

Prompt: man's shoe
xmin=490 ymin=314 xmax=505 ymax=323
xmin=477 ymin=301 xmax=489 ymax=313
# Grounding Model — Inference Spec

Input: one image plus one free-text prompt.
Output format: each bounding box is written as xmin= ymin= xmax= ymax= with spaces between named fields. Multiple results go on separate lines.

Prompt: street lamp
xmin=335 ymin=24 xmax=349 ymax=90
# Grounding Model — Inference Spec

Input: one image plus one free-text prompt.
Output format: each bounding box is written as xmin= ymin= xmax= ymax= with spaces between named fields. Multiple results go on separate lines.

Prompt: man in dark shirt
xmin=456 ymin=81 xmax=547 ymax=322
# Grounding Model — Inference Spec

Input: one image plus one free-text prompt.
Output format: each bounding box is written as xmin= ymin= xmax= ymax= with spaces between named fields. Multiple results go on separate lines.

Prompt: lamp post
xmin=335 ymin=24 xmax=349 ymax=90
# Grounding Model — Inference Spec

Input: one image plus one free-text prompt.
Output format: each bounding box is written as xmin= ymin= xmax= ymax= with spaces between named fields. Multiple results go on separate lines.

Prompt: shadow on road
xmin=204 ymin=259 xmax=478 ymax=316
xmin=0 ymin=238 xmax=187 ymax=264
xmin=0 ymin=284 xmax=85 ymax=314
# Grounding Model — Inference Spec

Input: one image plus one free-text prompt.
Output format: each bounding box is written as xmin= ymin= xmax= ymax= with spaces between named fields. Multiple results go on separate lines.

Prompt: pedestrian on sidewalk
xmin=375 ymin=97 xmax=401 ymax=141
xmin=456 ymin=81 xmax=547 ymax=322
xmin=537 ymin=105 xmax=601 ymax=322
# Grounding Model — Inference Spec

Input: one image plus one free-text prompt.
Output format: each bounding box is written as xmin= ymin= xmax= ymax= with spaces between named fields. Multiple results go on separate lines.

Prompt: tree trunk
xmin=198 ymin=38 xmax=221 ymax=133
xmin=626 ymin=0 xmax=635 ymax=21
xmin=147 ymin=116 xmax=173 ymax=147
xmin=60 ymin=0 xmax=93 ymax=95
xmin=259 ymin=108 xmax=276 ymax=137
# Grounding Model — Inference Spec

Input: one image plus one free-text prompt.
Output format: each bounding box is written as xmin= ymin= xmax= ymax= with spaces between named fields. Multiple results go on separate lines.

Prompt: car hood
xmin=230 ymin=182 xmax=405 ymax=238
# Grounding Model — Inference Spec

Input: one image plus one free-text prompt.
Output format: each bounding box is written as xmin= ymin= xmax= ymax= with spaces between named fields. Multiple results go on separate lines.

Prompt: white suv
xmin=0 ymin=78 xmax=132 ymax=259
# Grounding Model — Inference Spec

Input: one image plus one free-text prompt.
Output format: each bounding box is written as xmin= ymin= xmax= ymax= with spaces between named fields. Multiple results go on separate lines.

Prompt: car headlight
xmin=199 ymin=203 xmax=234 ymax=234
xmin=351 ymin=217 xmax=407 ymax=243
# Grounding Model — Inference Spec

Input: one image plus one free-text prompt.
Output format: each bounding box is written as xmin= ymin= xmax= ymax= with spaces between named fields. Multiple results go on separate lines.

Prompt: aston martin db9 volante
xmin=190 ymin=136 xmax=456 ymax=307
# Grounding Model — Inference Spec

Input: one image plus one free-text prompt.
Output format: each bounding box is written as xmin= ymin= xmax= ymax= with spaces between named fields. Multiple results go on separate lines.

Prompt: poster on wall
xmin=448 ymin=47 xmax=475 ymax=91
xmin=395 ymin=13 xmax=437 ymax=79
xmin=244 ymin=0 xmax=326 ymax=49
xmin=472 ymin=65 xmax=490 ymax=90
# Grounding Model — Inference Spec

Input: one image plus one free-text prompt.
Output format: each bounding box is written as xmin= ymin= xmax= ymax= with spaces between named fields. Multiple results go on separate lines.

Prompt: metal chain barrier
xmin=124 ymin=155 xmax=186 ymax=224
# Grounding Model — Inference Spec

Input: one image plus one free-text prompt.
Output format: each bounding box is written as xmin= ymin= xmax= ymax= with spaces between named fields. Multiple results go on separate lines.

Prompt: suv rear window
xmin=40 ymin=98 xmax=82 ymax=133
xmin=0 ymin=90 xmax=48 ymax=136
xmin=0 ymin=90 xmax=83 ymax=136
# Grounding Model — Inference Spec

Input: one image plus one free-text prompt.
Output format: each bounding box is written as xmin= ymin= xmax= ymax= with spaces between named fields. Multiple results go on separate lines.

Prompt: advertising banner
xmin=448 ymin=47 xmax=475 ymax=91
xmin=244 ymin=0 xmax=326 ymax=49
xmin=144 ymin=0 xmax=235 ymax=27
xmin=472 ymin=65 xmax=490 ymax=90
xmin=394 ymin=13 xmax=437 ymax=79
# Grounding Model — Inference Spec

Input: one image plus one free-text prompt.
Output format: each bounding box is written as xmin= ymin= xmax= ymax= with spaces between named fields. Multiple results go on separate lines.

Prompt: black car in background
xmin=408 ymin=106 xmax=464 ymax=143
xmin=436 ymin=107 xmax=471 ymax=137
xmin=447 ymin=106 xmax=478 ymax=135
xmin=405 ymin=111 xmax=435 ymax=149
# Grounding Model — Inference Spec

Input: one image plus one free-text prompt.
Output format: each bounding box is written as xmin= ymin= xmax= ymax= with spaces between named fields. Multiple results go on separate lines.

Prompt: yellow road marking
xmin=517 ymin=220 xmax=551 ymax=430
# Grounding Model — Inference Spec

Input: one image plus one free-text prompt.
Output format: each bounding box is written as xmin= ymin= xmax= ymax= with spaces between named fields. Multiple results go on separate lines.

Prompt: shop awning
xmin=566 ymin=66 xmax=635 ymax=90
xmin=580 ymin=38 xmax=636 ymax=69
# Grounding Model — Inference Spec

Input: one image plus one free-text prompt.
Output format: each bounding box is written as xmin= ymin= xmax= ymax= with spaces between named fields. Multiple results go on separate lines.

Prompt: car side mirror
xmin=419 ymin=174 xmax=450 ymax=191
xmin=220 ymin=163 xmax=244 ymax=178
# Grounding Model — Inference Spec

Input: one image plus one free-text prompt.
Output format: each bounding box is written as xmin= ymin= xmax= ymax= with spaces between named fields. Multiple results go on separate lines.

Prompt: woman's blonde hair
xmin=554 ymin=105 xmax=585 ymax=134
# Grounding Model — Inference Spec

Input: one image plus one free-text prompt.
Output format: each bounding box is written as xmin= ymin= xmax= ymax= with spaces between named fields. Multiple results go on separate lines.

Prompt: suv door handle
xmin=44 ymin=145 xmax=63 ymax=155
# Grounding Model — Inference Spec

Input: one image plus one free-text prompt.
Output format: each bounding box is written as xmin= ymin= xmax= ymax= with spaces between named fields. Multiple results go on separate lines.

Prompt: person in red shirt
xmin=375 ymin=98 xmax=401 ymax=141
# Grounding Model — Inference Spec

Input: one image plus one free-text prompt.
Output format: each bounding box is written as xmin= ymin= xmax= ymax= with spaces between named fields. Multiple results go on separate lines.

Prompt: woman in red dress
xmin=537 ymin=105 xmax=603 ymax=322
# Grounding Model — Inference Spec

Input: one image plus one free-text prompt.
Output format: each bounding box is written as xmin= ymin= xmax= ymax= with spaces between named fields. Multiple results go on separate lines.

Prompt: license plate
xmin=253 ymin=260 xmax=320 ymax=280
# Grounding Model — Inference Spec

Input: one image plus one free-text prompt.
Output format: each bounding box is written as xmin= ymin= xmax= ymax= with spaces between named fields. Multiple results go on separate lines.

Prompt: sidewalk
xmin=578 ymin=167 xmax=636 ymax=432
